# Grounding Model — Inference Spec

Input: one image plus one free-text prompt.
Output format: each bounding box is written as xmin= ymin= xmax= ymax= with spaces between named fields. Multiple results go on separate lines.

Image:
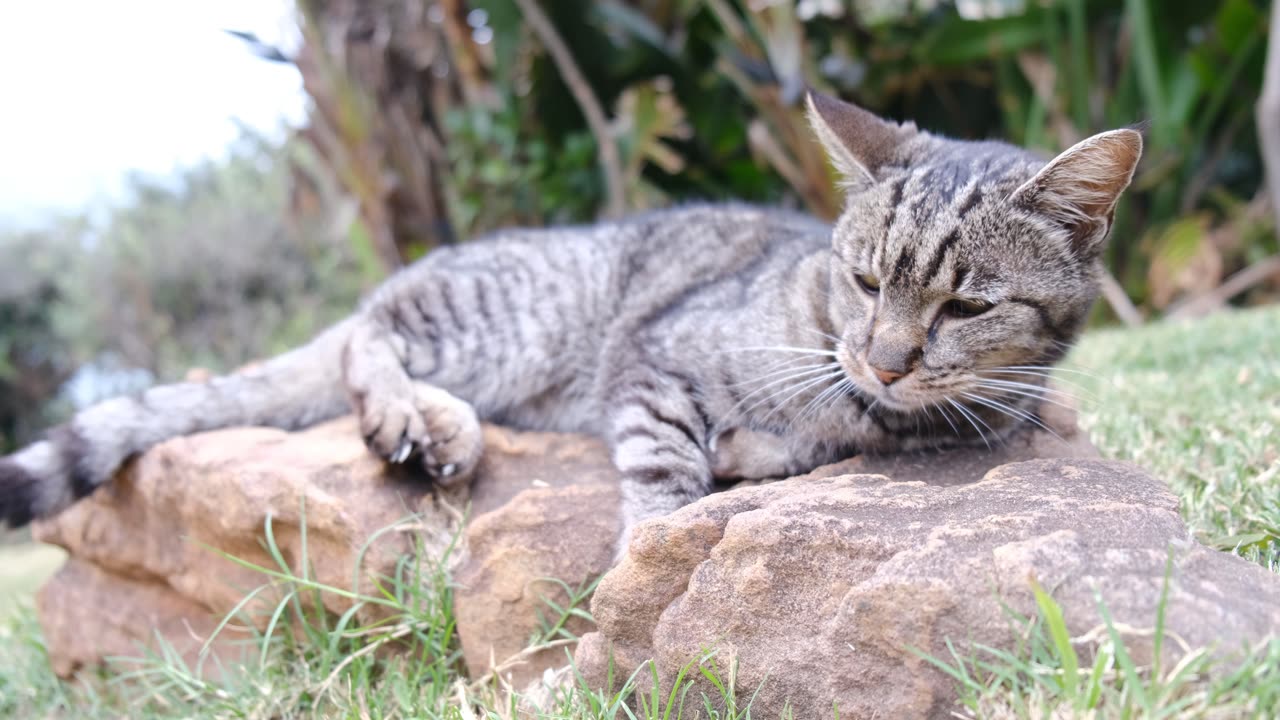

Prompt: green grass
xmin=1 ymin=306 xmax=1279 ymax=718
xmin=0 ymin=542 xmax=64 ymax=602
xmin=1070 ymin=304 xmax=1280 ymax=564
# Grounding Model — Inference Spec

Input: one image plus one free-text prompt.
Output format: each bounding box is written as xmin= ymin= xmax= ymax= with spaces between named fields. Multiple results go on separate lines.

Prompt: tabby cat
xmin=0 ymin=92 xmax=1142 ymax=552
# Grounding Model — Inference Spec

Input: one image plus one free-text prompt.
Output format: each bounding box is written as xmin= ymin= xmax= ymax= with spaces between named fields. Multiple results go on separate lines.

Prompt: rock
xmin=37 ymin=558 xmax=242 ymax=678
xmin=34 ymin=417 xmax=459 ymax=676
xmin=453 ymin=430 xmax=621 ymax=685
xmin=34 ymin=395 xmax=1126 ymax=700
xmin=32 ymin=417 xmax=621 ymax=685
xmin=575 ymin=458 xmax=1280 ymax=719
xmin=450 ymin=398 xmax=1094 ymax=689
xmin=455 ymin=484 xmax=619 ymax=683
xmin=465 ymin=422 xmax=620 ymax=517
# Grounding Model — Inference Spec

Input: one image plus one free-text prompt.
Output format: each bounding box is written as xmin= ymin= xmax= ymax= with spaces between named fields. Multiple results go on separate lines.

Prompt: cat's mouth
xmin=838 ymin=351 xmax=931 ymax=413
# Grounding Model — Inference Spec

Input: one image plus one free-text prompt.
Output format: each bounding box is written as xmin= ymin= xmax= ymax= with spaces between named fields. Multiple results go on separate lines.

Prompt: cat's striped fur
xmin=0 ymin=92 xmax=1142 ymax=550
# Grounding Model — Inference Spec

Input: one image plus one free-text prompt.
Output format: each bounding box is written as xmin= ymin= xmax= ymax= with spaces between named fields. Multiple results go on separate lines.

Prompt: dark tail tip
xmin=0 ymin=459 xmax=39 ymax=528
xmin=48 ymin=425 xmax=101 ymax=502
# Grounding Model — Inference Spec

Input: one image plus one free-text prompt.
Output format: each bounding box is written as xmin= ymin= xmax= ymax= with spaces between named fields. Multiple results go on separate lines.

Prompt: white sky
xmin=0 ymin=0 xmax=306 ymax=228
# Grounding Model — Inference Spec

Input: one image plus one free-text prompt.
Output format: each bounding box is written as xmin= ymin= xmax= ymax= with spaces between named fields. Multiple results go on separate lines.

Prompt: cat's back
xmin=451 ymin=202 xmax=827 ymax=263
xmin=616 ymin=202 xmax=829 ymax=249
xmin=584 ymin=203 xmax=828 ymax=335
xmin=604 ymin=202 xmax=829 ymax=286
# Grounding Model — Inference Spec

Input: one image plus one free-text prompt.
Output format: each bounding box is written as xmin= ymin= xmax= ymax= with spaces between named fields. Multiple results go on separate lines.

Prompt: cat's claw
xmin=391 ymin=438 xmax=414 ymax=464
xmin=357 ymin=382 xmax=483 ymax=484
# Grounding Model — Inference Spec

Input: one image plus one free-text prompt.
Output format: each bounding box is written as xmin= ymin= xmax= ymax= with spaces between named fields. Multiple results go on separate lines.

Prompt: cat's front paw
xmin=709 ymin=427 xmax=795 ymax=480
xmin=359 ymin=395 xmax=427 ymax=464
xmin=358 ymin=382 xmax=483 ymax=486
xmin=411 ymin=383 xmax=483 ymax=486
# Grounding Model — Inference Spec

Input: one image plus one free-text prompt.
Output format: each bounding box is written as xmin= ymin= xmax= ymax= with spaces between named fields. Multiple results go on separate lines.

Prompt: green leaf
xmin=1214 ymin=0 xmax=1260 ymax=50
xmin=914 ymin=11 xmax=1049 ymax=66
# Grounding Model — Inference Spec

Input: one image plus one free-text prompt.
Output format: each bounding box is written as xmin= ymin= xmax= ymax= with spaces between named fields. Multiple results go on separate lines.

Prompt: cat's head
xmin=806 ymin=90 xmax=1142 ymax=413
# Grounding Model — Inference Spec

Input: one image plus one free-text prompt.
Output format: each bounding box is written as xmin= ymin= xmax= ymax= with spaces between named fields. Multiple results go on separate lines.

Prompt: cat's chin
xmin=858 ymin=379 xmax=947 ymax=414
xmin=868 ymin=391 xmax=930 ymax=414
xmin=843 ymin=363 xmax=965 ymax=416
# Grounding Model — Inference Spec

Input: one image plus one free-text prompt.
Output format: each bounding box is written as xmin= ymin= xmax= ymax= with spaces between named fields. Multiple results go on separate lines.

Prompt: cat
xmin=0 ymin=91 xmax=1142 ymax=552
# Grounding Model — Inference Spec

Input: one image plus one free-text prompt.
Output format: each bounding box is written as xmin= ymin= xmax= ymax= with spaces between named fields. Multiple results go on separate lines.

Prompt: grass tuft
xmin=920 ymin=573 xmax=1280 ymax=719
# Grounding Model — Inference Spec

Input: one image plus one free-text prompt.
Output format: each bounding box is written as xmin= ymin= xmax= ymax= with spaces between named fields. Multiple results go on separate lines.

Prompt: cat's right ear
xmin=805 ymin=90 xmax=916 ymax=187
xmin=1010 ymin=128 xmax=1143 ymax=259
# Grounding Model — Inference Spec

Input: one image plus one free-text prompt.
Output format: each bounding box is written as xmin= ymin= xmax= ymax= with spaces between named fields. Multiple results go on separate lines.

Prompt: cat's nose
xmin=870 ymin=366 xmax=906 ymax=386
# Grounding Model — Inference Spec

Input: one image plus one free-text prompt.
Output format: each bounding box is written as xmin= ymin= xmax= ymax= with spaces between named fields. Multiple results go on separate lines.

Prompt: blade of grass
xmin=1031 ymin=578 xmax=1080 ymax=700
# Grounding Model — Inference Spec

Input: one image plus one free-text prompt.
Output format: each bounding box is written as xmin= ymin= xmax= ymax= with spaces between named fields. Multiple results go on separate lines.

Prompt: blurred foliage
xmin=292 ymin=0 xmax=1276 ymax=314
xmin=0 ymin=134 xmax=375 ymax=450
xmin=57 ymin=134 xmax=375 ymax=376
xmin=443 ymin=102 xmax=603 ymax=231
xmin=0 ymin=226 xmax=79 ymax=450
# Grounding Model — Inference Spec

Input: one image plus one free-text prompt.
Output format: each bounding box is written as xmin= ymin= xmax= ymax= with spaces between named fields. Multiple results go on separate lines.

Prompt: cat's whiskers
xmin=820 ymin=378 xmax=855 ymax=417
xmin=718 ymin=345 xmax=839 ymax=357
xmin=792 ymin=375 xmax=851 ymax=428
xmin=754 ymin=369 xmax=846 ymax=423
xmin=972 ymin=380 xmax=1083 ymax=411
xmin=992 ymin=365 xmax=1101 ymax=382
xmin=728 ymin=363 xmax=841 ymax=411
xmin=756 ymin=352 xmax=824 ymax=373
xmin=720 ymin=344 xmax=845 ymax=416
xmin=796 ymin=327 xmax=843 ymax=347
xmin=728 ymin=358 xmax=831 ymax=389
xmin=959 ymin=391 xmax=1064 ymax=443
xmin=731 ymin=363 xmax=842 ymax=417
xmin=984 ymin=367 xmax=1097 ymax=396
xmin=945 ymin=398 xmax=992 ymax=449
xmin=975 ymin=377 xmax=1083 ymax=402
xmin=930 ymin=400 xmax=962 ymax=440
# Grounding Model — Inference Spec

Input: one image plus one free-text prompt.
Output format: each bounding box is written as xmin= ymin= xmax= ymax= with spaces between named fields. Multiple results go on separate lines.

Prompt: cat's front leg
xmin=709 ymin=427 xmax=801 ymax=480
xmin=607 ymin=372 xmax=714 ymax=558
xmin=341 ymin=313 xmax=483 ymax=486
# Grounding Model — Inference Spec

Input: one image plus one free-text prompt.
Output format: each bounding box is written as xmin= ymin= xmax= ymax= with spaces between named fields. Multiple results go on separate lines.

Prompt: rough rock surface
xmin=33 ymin=392 xmax=1103 ymax=693
xmin=35 ymin=418 xmax=456 ymax=676
xmin=33 ymin=417 xmax=621 ymax=685
xmin=452 ymin=430 xmax=621 ymax=683
xmin=574 ymin=457 xmax=1280 ymax=719
xmin=37 ymin=558 xmax=242 ymax=678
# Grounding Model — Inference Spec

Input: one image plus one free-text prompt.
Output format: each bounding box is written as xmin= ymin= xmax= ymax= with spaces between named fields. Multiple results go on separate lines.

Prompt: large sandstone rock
xmin=574 ymin=458 xmax=1280 ymax=719
xmin=33 ymin=417 xmax=620 ymax=686
xmin=32 ymin=396 xmax=1101 ymax=690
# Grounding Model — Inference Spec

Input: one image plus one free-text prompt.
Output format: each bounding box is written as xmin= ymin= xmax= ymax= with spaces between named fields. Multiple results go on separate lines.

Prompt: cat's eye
xmin=855 ymin=273 xmax=881 ymax=295
xmin=943 ymin=298 xmax=994 ymax=319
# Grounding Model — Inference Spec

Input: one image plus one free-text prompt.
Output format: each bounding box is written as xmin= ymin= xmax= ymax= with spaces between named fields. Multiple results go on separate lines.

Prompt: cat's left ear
xmin=1012 ymin=128 xmax=1143 ymax=258
xmin=805 ymin=90 xmax=916 ymax=187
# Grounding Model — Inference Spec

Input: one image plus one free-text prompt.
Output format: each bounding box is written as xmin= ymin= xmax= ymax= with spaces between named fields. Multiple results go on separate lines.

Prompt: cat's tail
xmin=0 ymin=318 xmax=358 ymax=528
